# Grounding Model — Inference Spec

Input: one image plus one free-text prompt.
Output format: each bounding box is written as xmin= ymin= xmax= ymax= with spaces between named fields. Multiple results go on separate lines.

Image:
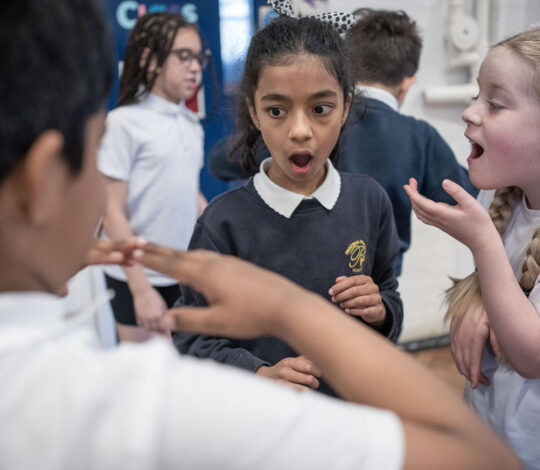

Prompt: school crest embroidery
xmin=345 ymin=240 xmax=366 ymax=273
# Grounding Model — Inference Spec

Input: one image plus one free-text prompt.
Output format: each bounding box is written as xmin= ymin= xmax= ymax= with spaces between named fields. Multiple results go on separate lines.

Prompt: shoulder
xmin=338 ymin=172 xmax=393 ymax=213
xmin=105 ymin=102 xmax=147 ymax=130
xmin=339 ymin=172 xmax=388 ymax=197
xmin=199 ymin=181 xmax=263 ymax=223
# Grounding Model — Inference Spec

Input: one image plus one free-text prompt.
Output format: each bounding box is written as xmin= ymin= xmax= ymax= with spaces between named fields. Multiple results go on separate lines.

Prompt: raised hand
xmin=85 ymin=238 xmax=140 ymax=267
xmin=403 ymin=178 xmax=497 ymax=252
xmin=133 ymin=243 xmax=310 ymax=338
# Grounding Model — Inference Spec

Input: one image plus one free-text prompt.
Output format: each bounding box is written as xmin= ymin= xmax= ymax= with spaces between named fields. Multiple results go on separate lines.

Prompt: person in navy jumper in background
xmin=173 ymin=13 xmax=403 ymax=398
xmin=208 ymin=8 xmax=477 ymax=276
xmin=341 ymin=8 xmax=477 ymax=275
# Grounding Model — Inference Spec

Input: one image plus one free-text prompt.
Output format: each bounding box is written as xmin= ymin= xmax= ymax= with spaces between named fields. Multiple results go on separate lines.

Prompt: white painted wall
xmin=296 ymin=0 xmax=540 ymax=341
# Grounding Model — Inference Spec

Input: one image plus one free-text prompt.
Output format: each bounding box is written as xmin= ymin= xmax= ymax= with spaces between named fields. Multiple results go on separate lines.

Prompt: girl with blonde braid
xmin=404 ymin=27 xmax=540 ymax=468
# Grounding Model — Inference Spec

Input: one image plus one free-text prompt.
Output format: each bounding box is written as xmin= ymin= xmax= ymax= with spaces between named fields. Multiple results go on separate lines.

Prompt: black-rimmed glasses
xmin=169 ymin=48 xmax=211 ymax=70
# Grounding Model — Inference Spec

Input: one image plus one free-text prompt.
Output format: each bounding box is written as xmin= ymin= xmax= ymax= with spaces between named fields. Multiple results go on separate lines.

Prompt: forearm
xmin=273 ymin=292 xmax=517 ymax=469
xmin=474 ymin=236 xmax=540 ymax=376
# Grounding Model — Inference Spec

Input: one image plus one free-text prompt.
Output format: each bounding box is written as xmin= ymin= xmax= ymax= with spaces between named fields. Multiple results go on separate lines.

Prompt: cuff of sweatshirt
xmin=230 ymin=350 xmax=270 ymax=372
xmin=374 ymin=299 xmax=400 ymax=342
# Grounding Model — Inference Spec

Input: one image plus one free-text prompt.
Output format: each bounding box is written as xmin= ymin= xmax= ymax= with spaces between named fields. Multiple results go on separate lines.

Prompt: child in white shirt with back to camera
xmin=405 ymin=26 xmax=540 ymax=469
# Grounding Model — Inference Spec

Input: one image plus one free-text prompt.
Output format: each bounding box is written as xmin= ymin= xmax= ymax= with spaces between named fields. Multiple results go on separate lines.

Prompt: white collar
xmin=253 ymin=158 xmax=341 ymax=218
xmin=0 ymin=290 xmax=109 ymax=351
xmin=354 ymin=85 xmax=399 ymax=111
xmin=142 ymin=93 xmax=188 ymax=116
xmin=0 ymin=292 xmax=64 ymax=328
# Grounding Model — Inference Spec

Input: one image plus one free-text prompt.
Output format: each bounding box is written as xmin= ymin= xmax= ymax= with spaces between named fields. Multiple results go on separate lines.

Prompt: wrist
xmin=472 ymin=230 xmax=505 ymax=266
xmin=255 ymin=365 xmax=270 ymax=377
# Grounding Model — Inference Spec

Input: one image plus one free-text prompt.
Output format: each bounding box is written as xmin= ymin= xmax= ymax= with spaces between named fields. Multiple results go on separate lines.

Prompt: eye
xmin=313 ymin=104 xmax=332 ymax=115
xmin=471 ymin=95 xmax=479 ymax=101
xmin=487 ymin=100 xmax=503 ymax=111
xmin=267 ymin=107 xmax=285 ymax=118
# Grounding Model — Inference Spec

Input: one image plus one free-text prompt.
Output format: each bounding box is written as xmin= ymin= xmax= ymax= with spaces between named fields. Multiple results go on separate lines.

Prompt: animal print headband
xmin=267 ymin=0 xmax=355 ymax=34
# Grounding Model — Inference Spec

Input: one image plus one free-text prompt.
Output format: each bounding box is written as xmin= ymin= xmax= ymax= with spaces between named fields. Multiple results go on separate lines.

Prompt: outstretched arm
xmin=405 ymin=178 xmax=540 ymax=377
xmin=133 ymin=244 xmax=519 ymax=470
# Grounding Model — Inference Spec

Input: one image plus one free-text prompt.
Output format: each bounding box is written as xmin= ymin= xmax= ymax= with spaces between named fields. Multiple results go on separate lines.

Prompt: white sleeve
xmin=4 ymin=336 xmax=404 ymax=470
xmin=98 ymin=110 xmax=136 ymax=181
xmin=154 ymin=343 xmax=405 ymax=470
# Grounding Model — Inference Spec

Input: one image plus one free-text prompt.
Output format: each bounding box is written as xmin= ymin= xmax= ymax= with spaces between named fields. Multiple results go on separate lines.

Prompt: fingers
xmin=276 ymin=380 xmax=310 ymax=392
xmin=133 ymin=245 xmax=215 ymax=288
xmin=489 ymin=330 xmax=503 ymax=358
xmin=294 ymin=355 xmax=322 ymax=377
xmin=275 ymin=357 xmax=321 ymax=389
xmin=278 ymin=369 xmax=320 ymax=389
xmin=329 ymin=275 xmax=375 ymax=299
xmin=467 ymin=336 xmax=486 ymax=389
xmin=404 ymin=178 xmax=456 ymax=224
xmin=338 ymin=294 xmax=382 ymax=309
xmin=440 ymin=179 xmax=474 ymax=207
xmin=345 ymin=305 xmax=386 ymax=324
xmin=86 ymin=238 xmax=142 ymax=266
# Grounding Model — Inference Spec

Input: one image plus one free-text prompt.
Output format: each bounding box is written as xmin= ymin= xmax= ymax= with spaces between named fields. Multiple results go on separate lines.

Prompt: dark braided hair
xmin=232 ymin=15 xmax=351 ymax=175
xmin=117 ymin=12 xmax=200 ymax=107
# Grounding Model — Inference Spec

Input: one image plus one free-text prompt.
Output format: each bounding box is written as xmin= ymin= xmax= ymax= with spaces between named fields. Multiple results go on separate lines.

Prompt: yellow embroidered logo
xmin=345 ymin=240 xmax=366 ymax=273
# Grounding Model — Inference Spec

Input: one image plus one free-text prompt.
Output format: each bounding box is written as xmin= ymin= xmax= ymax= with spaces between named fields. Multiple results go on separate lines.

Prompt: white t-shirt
xmin=0 ymin=292 xmax=404 ymax=469
xmin=466 ymin=190 xmax=540 ymax=469
xmin=98 ymin=94 xmax=204 ymax=285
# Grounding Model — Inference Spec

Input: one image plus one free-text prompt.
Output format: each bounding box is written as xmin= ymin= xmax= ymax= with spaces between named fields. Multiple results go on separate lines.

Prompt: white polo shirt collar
xmin=355 ymin=85 xmax=399 ymax=111
xmin=143 ymin=93 xmax=188 ymax=117
xmin=253 ymin=158 xmax=341 ymax=218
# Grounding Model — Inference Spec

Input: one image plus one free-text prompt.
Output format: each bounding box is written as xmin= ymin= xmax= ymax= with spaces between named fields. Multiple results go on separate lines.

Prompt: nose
xmin=462 ymin=99 xmax=481 ymax=126
xmin=288 ymin=110 xmax=312 ymax=142
xmin=189 ymin=57 xmax=202 ymax=73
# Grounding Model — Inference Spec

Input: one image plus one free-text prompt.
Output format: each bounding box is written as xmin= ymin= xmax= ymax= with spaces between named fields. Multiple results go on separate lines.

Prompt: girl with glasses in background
xmin=98 ymin=12 xmax=210 ymax=342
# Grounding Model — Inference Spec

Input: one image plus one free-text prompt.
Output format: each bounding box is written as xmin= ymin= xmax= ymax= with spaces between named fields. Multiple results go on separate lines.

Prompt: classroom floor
xmin=409 ymin=346 xmax=466 ymax=394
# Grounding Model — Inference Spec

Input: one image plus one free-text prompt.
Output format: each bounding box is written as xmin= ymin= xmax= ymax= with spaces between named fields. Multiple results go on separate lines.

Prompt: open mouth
xmin=289 ymin=153 xmax=313 ymax=174
xmin=468 ymin=140 xmax=484 ymax=159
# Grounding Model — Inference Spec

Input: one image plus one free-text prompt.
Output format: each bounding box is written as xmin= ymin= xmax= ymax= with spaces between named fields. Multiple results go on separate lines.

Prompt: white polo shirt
xmin=98 ymin=94 xmax=204 ymax=285
xmin=0 ymin=292 xmax=404 ymax=469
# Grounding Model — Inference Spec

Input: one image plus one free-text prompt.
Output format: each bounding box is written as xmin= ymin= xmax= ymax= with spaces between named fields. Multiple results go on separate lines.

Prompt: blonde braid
xmin=520 ymin=228 xmax=540 ymax=292
xmin=445 ymin=187 xmax=522 ymax=320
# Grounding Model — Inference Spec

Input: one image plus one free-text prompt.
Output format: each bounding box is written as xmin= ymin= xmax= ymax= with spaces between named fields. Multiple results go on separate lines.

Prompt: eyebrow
xmin=260 ymin=90 xmax=338 ymax=102
xmin=477 ymin=77 xmax=511 ymax=95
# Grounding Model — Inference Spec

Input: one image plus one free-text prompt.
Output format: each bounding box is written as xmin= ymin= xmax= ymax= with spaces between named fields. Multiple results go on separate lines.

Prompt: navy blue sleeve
xmin=371 ymin=191 xmax=403 ymax=341
xmin=207 ymin=135 xmax=247 ymax=182
xmin=421 ymin=124 xmax=479 ymax=203
xmin=172 ymin=221 xmax=270 ymax=372
xmin=208 ymin=134 xmax=270 ymax=182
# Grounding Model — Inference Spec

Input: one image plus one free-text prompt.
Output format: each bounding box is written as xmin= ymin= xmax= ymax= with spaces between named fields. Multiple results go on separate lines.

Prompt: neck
xmin=523 ymin=187 xmax=540 ymax=211
xmin=356 ymin=82 xmax=399 ymax=99
xmin=267 ymin=164 xmax=327 ymax=196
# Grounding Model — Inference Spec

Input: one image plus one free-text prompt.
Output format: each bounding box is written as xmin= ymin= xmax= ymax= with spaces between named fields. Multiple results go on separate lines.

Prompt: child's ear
xmin=16 ymin=130 xmax=68 ymax=225
xmin=247 ymin=100 xmax=260 ymax=130
xmin=341 ymin=93 xmax=353 ymax=127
